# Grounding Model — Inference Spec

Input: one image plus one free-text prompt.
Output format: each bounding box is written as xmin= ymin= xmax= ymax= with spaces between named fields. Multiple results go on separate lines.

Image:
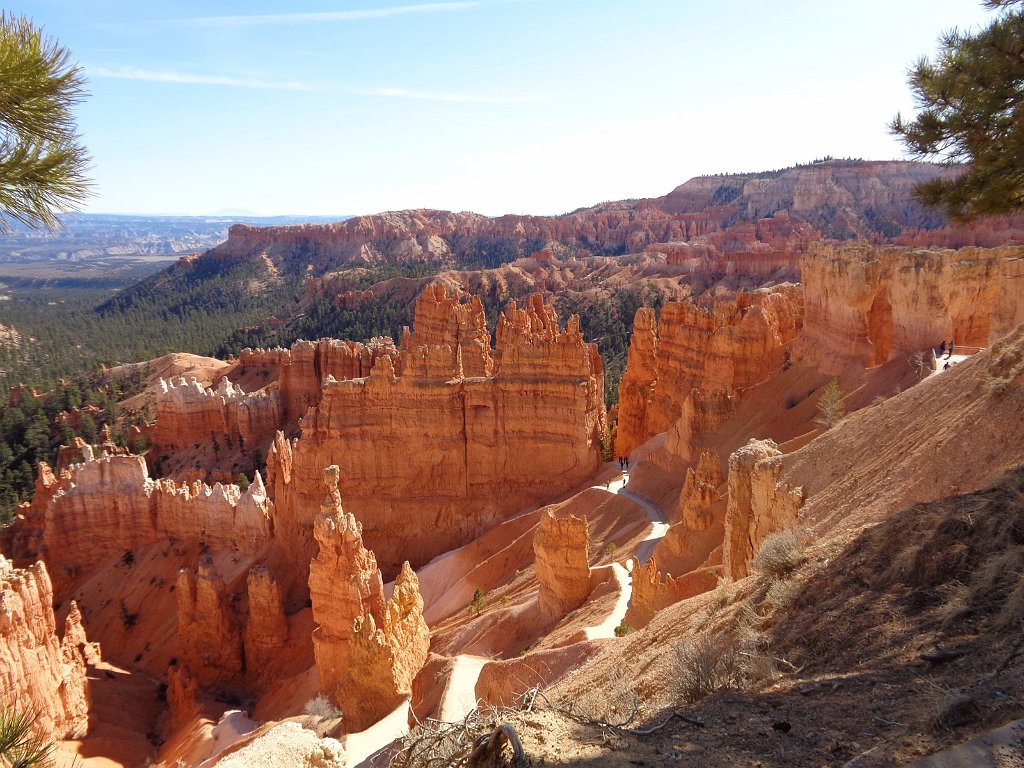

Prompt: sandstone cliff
xmin=244 ymin=566 xmax=288 ymax=676
xmin=0 ymin=556 xmax=90 ymax=739
xmin=797 ymin=243 xmax=1024 ymax=373
xmin=533 ymin=510 xmax=591 ymax=619
xmin=209 ymin=162 xmax=1024 ymax=278
xmin=6 ymin=455 xmax=273 ymax=595
xmin=615 ymin=285 xmax=802 ymax=457
xmin=269 ymin=289 xmax=605 ymax=578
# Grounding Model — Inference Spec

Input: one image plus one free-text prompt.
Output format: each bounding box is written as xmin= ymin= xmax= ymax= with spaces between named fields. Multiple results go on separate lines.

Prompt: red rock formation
xmin=150 ymin=337 xmax=402 ymax=473
xmin=402 ymin=284 xmax=493 ymax=378
xmin=678 ymin=450 xmax=725 ymax=530
xmin=615 ymin=285 xmax=802 ymax=456
xmin=797 ymin=244 xmax=1024 ymax=373
xmin=625 ymin=557 xmax=717 ymax=628
xmin=243 ymin=566 xmax=288 ymax=676
xmin=6 ymin=456 xmax=273 ymax=595
xmin=722 ymin=439 xmax=804 ymax=580
xmin=344 ymin=561 xmax=429 ymax=730
xmin=533 ymin=510 xmax=591 ymax=619
xmin=269 ymin=289 xmax=605 ymax=579
xmin=309 ymin=466 xmax=386 ymax=703
xmin=176 ymin=555 xmax=243 ymax=688
xmin=0 ymin=556 xmax=90 ymax=739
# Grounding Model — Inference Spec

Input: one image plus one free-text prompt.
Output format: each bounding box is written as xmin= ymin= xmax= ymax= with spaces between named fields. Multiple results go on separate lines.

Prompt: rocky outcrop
xmin=0 ymin=556 xmax=90 ymax=739
xmin=797 ymin=243 xmax=1024 ymax=373
xmin=625 ymin=557 xmax=716 ymax=628
xmin=402 ymin=284 xmax=493 ymax=378
xmin=678 ymin=450 xmax=724 ymax=530
xmin=310 ymin=467 xmax=385 ymax=703
xmin=176 ymin=555 xmax=244 ymax=689
xmin=344 ymin=562 xmax=430 ymax=731
xmin=616 ymin=286 xmax=802 ymax=456
xmin=204 ymin=721 xmax=345 ymax=768
xmin=533 ymin=510 xmax=591 ymax=619
xmin=244 ymin=567 xmax=288 ymax=675
xmin=269 ymin=289 xmax=605 ymax=579
xmin=6 ymin=456 xmax=273 ymax=595
xmin=723 ymin=439 xmax=804 ymax=580
xmin=149 ymin=337 xmax=402 ymax=476
xmin=151 ymin=376 xmax=281 ymax=455
xmin=166 ymin=663 xmax=201 ymax=732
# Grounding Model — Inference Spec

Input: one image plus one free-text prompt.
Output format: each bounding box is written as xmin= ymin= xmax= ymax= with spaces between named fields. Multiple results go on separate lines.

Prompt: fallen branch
xmin=619 ymin=709 xmax=705 ymax=735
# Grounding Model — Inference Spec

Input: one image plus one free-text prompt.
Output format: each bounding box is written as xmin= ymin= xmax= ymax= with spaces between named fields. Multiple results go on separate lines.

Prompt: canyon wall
xmin=6 ymin=456 xmax=272 ymax=594
xmin=797 ymin=243 xmax=1024 ymax=373
xmin=269 ymin=290 xmax=606 ymax=578
xmin=209 ymin=162 xmax=1024 ymax=276
xmin=0 ymin=556 xmax=90 ymax=739
xmin=615 ymin=285 xmax=802 ymax=456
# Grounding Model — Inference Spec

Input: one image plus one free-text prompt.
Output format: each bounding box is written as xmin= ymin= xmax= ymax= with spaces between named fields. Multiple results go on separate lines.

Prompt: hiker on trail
xmin=938 ymin=340 xmax=947 ymax=358
xmin=624 ymin=458 xmax=629 ymax=470
xmin=944 ymin=361 xmax=951 ymax=370
xmin=948 ymin=340 xmax=955 ymax=359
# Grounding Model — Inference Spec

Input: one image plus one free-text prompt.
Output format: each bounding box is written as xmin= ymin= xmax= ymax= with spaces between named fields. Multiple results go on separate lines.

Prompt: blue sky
xmin=18 ymin=1 xmax=995 ymax=217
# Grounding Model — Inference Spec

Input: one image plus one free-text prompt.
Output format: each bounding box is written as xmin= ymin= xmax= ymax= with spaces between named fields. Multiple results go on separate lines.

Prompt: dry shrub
xmin=753 ymin=530 xmax=805 ymax=581
xmin=568 ymin=665 xmax=640 ymax=726
xmin=764 ymin=578 xmax=801 ymax=612
xmin=673 ymin=625 xmax=776 ymax=703
xmin=304 ymin=693 xmax=342 ymax=721
xmin=929 ymin=689 xmax=981 ymax=731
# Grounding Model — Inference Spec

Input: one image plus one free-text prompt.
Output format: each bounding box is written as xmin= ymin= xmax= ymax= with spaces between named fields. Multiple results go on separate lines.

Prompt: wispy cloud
xmin=172 ymin=2 xmax=485 ymax=28
xmin=363 ymin=87 xmax=553 ymax=104
xmin=89 ymin=66 xmax=320 ymax=92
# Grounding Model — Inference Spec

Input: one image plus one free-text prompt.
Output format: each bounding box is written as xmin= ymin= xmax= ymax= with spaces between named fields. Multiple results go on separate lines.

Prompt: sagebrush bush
xmin=752 ymin=530 xmax=805 ymax=580
xmin=304 ymin=693 xmax=342 ymax=721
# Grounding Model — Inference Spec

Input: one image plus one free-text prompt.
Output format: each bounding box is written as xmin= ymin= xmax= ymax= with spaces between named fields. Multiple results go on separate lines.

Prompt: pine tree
xmin=0 ymin=14 xmax=90 ymax=232
xmin=814 ymin=378 xmax=846 ymax=429
xmin=891 ymin=2 xmax=1024 ymax=220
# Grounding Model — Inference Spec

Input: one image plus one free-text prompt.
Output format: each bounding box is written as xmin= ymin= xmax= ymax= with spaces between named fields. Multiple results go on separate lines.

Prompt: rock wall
xmin=0 ymin=556 xmax=90 ymax=739
xmin=722 ymin=439 xmax=804 ymax=580
xmin=533 ymin=510 xmax=591 ymax=619
xmin=6 ymin=456 xmax=273 ymax=595
xmin=615 ymin=285 xmax=802 ymax=456
xmin=797 ymin=244 xmax=1024 ymax=373
xmin=344 ymin=562 xmax=430 ymax=731
xmin=269 ymin=290 xmax=605 ymax=578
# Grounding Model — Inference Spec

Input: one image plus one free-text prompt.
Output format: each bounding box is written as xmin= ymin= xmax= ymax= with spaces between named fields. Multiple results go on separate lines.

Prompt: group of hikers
xmin=936 ymin=340 xmax=956 ymax=371
xmin=618 ymin=457 xmax=629 ymax=471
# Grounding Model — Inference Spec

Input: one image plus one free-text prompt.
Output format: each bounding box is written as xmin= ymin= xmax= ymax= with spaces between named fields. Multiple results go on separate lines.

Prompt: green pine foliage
xmin=891 ymin=1 xmax=1024 ymax=220
xmin=0 ymin=13 xmax=90 ymax=232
